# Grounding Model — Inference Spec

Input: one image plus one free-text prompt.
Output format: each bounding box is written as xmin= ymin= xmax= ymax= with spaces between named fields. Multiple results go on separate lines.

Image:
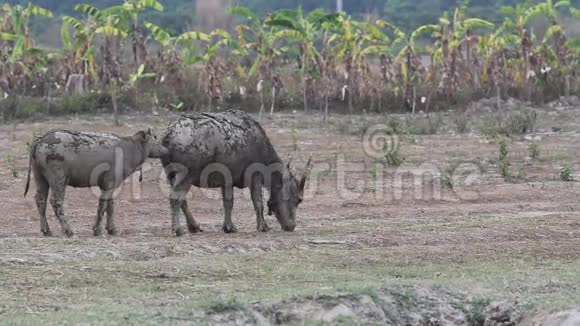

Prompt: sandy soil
xmin=0 ymin=109 xmax=579 ymax=325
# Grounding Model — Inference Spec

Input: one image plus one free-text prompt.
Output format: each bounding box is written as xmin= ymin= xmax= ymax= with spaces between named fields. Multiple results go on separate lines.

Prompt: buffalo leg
xmin=169 ymin=183 xmax=191 ymax=237
xmin=181 ymin=200 xmax=203 ymax=233
xmin=250 ymin=175 xmax=270 ymax=232
xmin=105 ymin=195 xmax=116 ymax=235
xmin=92 ymin=195 xmax=107 ymax=236
xmin=49 ymin=181 xmax=73 ymax=237
xmin=93 ymin=190 xmax=115 ymax=236
xmin=34 ymin=172 xmax=51 ymax=236
xmin=221 ymin=186 xmax=237 ymax=233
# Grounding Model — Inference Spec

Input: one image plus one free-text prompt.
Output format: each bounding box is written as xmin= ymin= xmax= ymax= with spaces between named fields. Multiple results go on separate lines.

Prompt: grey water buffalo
xmin=160 ymin=109 xmax=312 ymax=236
xmin=24 ymin=129 xmax=167 ymax=237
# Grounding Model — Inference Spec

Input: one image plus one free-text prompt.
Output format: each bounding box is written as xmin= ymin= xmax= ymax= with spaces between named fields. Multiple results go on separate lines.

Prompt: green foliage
xmin=405 ymin=114 xmax=443 ymax=135
xmin=4 ymin=153 xmax=18 ymax=178
xmin=498 ymin=138 xmax=511 ymax=178
xmin=441 ymin=166 xmax=455 ymax=189
xmin=505 ymin=110 xmax=537 ymax=135
xmin=560 ymin=164 xmax=573 ymax=181
xmin=454 ymin=113 xmax=469 ymax=134
xmin=291 ymin=128 xmax=299 ymax=152
xmin=480 ymin=111 xmax=537 ymax=139
xmin=465 ymin=297 xmax=491 ymax=326
xmin=528 ymin=143 xmax=540 ymax=160
xmin=206 ymin=297 xmax=245 ymax=313
xmin=0 ymin=92 xmax=142 ymax=121
xmin=384 ymin=143 xmax=405 ymax=167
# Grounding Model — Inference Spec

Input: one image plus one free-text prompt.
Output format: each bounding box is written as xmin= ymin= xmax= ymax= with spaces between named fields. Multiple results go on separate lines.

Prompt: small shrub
xmin=479 ymin=110 xmax=538 ymax=139
xmin=498 ymin=138 xmax=511 ymax=178
xmin=528 ymin=143 xmax=540 ymax=160
xmin=291 ymin=129 xmax=299 ymax=152
xmin=560 ymin=164 xmax=573 ymax=181
xmin=405 ymin=113 xmax=442 ymax=135
xmin=466 ymin=297 xmax=491 ymax=326
xmin=386 ymin=115 xmax=404 ymax=134
xmin=478 ymin=114 xmax=502 ymax=140
xmin=441 ymin=166 xmax=455 ymax=189
xmin=207 ymin=297 xmax=245 ymax=314
xmin=453 ymin=112 xmax=469 ymax=133
xmin=336 ymin=121 xmax=350 ymax=135
xmin=505 ymin=109 xmax=537 ymax=135
xmin=384 ymin=143 xmax=405 ymax=167
xmin=336 ymin=120 xmax=366 ymax=136
xmin=4 ymin=154 xmax=17 ymax=178
xmin=516 ymin=166 xmax=527 ymax=179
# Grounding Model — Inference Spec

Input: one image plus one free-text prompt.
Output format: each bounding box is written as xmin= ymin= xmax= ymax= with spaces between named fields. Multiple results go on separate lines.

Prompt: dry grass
xmin=1 ymin=106 xmax=580 ymax=324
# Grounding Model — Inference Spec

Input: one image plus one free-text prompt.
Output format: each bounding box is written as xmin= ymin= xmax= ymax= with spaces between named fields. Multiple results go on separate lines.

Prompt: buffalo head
xmin=133 ymin=128 xmax=168 ymax=159
xmin=267 ymin=157 xmax=312 ymax=232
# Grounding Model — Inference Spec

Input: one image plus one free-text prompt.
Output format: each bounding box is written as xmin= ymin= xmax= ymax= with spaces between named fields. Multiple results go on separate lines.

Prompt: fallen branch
xmin=307 ymin=239 xmax=347 ymax=245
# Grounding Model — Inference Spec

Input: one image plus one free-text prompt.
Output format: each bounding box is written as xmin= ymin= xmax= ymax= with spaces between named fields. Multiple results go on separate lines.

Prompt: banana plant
xmin=62 ymin=4 xmax=130 ymax=83
xmin=121 ymin=0 xmax=163 ymax=64
xmin=266 ymin=7 xmax=340 ymax=112
xmin=0 ymin=3 xmax=52 ymax=49
xmin=0 ymin=4 xmax=51 ymax=98
xmin=227 ymin=6 xmax=288 ymax=115
xmin=228 ymin=6 xmax=285 ymax=79
xmin=568 ymin=8 xmax=580 ymax=57
xmin=127 ymin=63 xmax=156 ymax=88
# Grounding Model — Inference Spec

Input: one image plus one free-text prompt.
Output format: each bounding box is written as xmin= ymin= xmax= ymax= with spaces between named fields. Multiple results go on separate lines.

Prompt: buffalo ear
xmin=299 ymin=156 xmax=312 ymax=191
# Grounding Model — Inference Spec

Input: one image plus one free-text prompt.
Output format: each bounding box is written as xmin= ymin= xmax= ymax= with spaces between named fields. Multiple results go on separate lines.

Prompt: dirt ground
xmin=0 ymin=106 xmax=579 ymax=325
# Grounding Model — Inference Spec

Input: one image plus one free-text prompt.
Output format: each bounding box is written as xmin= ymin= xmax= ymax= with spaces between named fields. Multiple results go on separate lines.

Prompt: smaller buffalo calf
xmin=24 ymin=129 xmax=167 ymax=237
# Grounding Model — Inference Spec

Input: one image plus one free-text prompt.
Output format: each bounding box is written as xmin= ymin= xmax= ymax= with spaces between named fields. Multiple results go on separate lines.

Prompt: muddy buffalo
xmin=24 ymin=129 xmax=167 ymax=237
xmin=160 ymin=109 xmax=312 ymax=236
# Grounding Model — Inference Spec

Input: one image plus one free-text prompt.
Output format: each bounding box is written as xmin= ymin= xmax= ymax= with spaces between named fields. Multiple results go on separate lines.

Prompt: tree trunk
xmin=112 ymin=87 xmax=119 ymax=126
xmin=412 ymin=86 xmax=416 ymax=114
xmin=496 ymin=83 xmax=501 ymax=111
xmin=378 ymin=81 xmax=383 ymax=113
xmin=303 ymin=77 xmax=308 ymax=112
xmin=259 ymin=87 xmax=264 ymax=119
xmin=324 ymin=93 xmax=329 ymax=124
xmin=270 ymin=86 xmax=276 ymax=115
xmin=348 ymin=84 xmax=353 ymax=114
xmin=46 ymin=86 xmax=51 ymax=115
xmin=153 ymin=91 xmax=160 ymax=115
xmin=302 ymin=48 xmax=309 ymax=112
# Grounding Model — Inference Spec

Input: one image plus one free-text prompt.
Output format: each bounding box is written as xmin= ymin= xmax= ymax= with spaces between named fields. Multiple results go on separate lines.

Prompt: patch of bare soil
xmin=522 ymin=308 xmax=580 ymax=326
xmin=206 ymin=285 xmax=516 ymax=326
xmin=0 ymin=109 xmax=579 ymax=324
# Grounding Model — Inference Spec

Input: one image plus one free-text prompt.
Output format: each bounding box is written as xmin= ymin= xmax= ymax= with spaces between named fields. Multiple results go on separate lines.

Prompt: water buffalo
xmin=24 ymin=129 xmax=167 ymax=237
xmin=160 ymin=109 xmax=312 ymax=236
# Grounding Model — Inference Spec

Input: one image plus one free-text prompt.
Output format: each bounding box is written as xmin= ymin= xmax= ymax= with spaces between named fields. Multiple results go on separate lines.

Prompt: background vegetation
xmin=1 ymin=0 xmax=580 ymax=123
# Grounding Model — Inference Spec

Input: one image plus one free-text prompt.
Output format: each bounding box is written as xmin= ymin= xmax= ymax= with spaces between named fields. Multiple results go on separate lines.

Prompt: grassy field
xmin=1 ymin=103 xmax=579 ymax=325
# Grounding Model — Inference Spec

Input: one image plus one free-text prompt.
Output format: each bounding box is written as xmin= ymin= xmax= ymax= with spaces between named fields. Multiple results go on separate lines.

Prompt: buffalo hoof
xmin=93 ymin=228 xmax=102 ymax=236
xmin=106 ymin=228 xmax=117 ymax=236
xmin=281 ymin=224 xmax=296 ymax=232
xmin=188 ymin=224 xmax=203 ymax=234
xmin=257 ymin=223 xmax=271 ymax=232
xmin=42 ymin=229 xmax=53 ymax=237
xmin=174 ymin=227 xmax=186 ymax=237
xmin=64 ymin=229 xmax=74 ymax=238
xmin=222 ymin=223 xmax=238 ymax=234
